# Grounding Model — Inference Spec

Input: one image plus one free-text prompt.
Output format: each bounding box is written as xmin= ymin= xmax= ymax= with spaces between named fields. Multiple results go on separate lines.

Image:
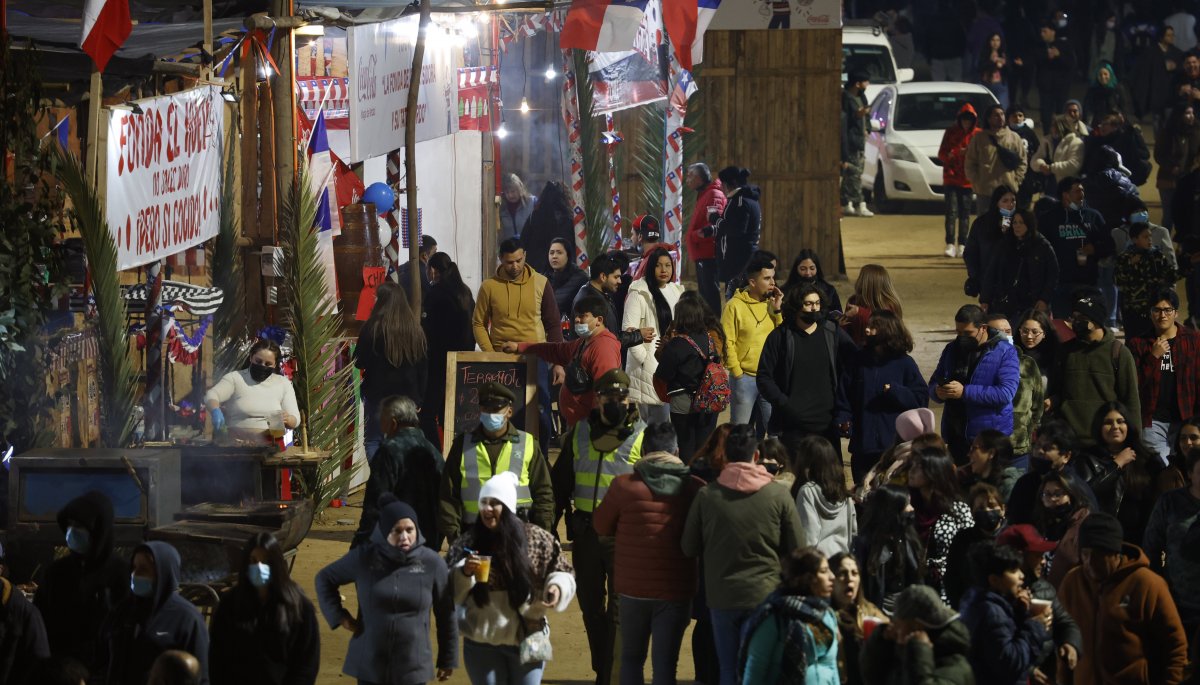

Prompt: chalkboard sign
xmin=443 ymin=352 xmax=539 ymax=453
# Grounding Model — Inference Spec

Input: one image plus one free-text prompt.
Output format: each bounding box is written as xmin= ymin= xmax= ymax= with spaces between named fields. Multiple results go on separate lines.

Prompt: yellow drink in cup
xmin=475 ymin=556 xmax=492 ymax=583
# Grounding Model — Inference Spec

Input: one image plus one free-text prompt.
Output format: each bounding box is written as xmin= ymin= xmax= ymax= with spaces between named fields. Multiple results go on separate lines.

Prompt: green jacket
xmin=353 ymin=427 xmax=445 ymax=549
xmin=437 ymin=425 xmax=554 ymax=543
xmin=680 ymin=462 xmax=804 ymax=611
xmin=1052 ymin=329 xmax=1141 ymax=448
xmin=859 ymin=620 xmax=976 ymax=685
xmin=1011 ymin=352 xmax=1045 ymax=456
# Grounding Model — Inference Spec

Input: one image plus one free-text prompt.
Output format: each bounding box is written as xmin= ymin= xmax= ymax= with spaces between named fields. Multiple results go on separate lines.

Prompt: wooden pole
xmin=405 ymin=0 xmax=432 ymax=314
xmin=271 ymin=0 xmax=297 ymax=222
xmin=85 ymin=71 xmax=103 ymax=186
xmin=202 ymin=0 xmax=214 ymax=80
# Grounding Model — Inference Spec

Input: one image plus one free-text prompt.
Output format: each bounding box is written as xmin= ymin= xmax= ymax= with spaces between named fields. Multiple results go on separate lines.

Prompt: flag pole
xmin=404 ymin=0 xmax=432 ymax=314
xmin=86 ymin=70 xmax=103 ymax=187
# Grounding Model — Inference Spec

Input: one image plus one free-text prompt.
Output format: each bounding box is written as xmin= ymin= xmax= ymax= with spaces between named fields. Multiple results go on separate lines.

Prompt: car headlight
xmin=885 ymin=142 xmax=919 ymax=163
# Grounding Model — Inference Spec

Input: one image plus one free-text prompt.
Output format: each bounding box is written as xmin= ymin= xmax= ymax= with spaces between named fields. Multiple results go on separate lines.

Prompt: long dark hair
xmin=670 ymin=291 xmax=725 ymax=356
xmin=468 ymin=506 xmax=534 ymax=610
xmin=1032 ymin=470 xmax=1091 ymax=540
xmin=860 ymin=485 xmax=925 ymax=575
xmin=530 ymin=181 xmax=572 ymax=227
xmin=785 ymin=249 xmax=827 ymax=292
xmin=642 ymin=247 xmax=675 ymax=332
xmin=911 ymin=447 xmax=964 ymax=516
xmin=428 ymin=252 xmax=474 ymax=313
xmin=1015 ymin=308 xmax=1059 ymax=360
xmin=246 ymin=339 xmax=283 ymax=370
xmin=362 ymin=282 xmax=428 ymax=367
xmin=867 ymin=309 xmax=913 ymax=356
xmin=232 ymin=532 xmax=307 ymax=633
xmin=781 ymin=547 xmax=827 ymax=596
xmin=1091 ymin=401 xmax=1153 ymax=494
xmin=790 ymin=435 xmax=848 ymax=504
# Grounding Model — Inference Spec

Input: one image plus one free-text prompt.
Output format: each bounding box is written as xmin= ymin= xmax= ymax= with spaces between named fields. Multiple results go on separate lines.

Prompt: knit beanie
xmin=1078 ymin=512 xmax=1124 ymax=554
xmin=377 ymin=493 xmax=419 ymax=536
xmin=1071 ymin=290 xmax=1108 ymax=327
xmin=480 ymin=471 xmax=520 ymax=514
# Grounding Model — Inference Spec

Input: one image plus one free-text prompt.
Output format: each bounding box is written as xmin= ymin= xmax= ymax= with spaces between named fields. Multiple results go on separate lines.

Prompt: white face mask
xmin=1068 ymin=202 xmax=1081 ymax=211
xmin=574 ymin=323 xmax=594 ymax=338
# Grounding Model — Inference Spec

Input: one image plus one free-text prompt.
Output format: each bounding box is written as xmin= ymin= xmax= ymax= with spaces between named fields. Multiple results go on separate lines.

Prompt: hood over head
xmin=634 ymin=452 xmax=689 ymax=496
xmin=957 ymin=102 xmax=978 ymax=126
xmin=58 ymin=490 xmax=117 ymax=568
xmin=133 ymin=541 xmax=182 ymax=612
xmin=717 ymin=461 xmax=775 ymax=493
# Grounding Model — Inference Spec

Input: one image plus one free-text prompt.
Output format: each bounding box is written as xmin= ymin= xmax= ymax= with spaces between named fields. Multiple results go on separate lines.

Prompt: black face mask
xmin=799 ymin=311 xmax=821 ymax=325
xmin=975 ymin=508 xmax=1004 ymax=532
xmin=1071 ymin=320 xmax=1093 ymax=338
xmin=898 ymin=511 xmax=916 ymax=527
xmin=796 ymin=275 xmax=817 ymax=284
xmin=249 ymin=363 xmax=274 ymax=382
xmin=957 ymin=334 xmax=980 ymax=353
xmin=600 ymin=401 xmax=628 ymax=426
xmin=1048 ymin=503 xmax=1073 ymax=520
xmin=864 ymin=334 xmax=879 ymax=347
xmin=1030 ymin=456 xmax=1053 ymax=474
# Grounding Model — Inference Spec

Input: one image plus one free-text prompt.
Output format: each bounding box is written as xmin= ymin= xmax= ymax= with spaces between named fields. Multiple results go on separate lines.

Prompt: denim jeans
xmin=729 ymin=374 xmax=771 ymax=431
xmin=710 ymin=608 xmax=752 ymax=685
xmin=695 ymin=259 xmax=722 ymax=315
xmin=618 ymin=596 xmax=691 ymax=685
xmin=536 ymin=359 xmax=554 ymax=453
xmin=1143 ymin=420 xmax=1179 ymax=468
xmin=944 ymin=186 xmax=972 ymax=245
xmin=463 ymin=639 xmax=545 ymax=685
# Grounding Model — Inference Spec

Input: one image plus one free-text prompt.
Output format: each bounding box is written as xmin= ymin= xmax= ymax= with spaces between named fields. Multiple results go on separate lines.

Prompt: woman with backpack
xmin=654 ymin=292 xmax=729 ymax=464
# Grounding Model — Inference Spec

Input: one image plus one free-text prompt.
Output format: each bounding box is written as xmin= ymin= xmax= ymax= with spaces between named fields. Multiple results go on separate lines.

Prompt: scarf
xmin=738 ymin=593 xmax=832 ymax=684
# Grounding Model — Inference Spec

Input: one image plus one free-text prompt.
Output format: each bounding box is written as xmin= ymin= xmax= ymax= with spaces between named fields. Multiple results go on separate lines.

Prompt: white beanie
xmin=479 ymin=471 xmax=519 ymax=514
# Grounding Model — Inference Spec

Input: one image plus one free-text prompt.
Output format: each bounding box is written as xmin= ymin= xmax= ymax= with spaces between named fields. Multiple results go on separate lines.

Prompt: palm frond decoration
xmin=574 ymin=50 xmax=612 ymax=260
xmin=210 ymin=133 xmax=246 ymax=378
xmin=635 ymin=101 xmax=666 ymax=221
xmin=53 ymin=148 xmax=138 ymax=448
xmin=276 ymin=163 xmax=361 ymax=513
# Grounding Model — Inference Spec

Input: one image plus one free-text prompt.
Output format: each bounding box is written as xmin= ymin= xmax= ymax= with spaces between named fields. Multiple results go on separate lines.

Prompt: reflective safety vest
xmin=460 ymin=430 xmax=534 ymax=521
xmin=573 ymin=420 xmax=646 ymax=512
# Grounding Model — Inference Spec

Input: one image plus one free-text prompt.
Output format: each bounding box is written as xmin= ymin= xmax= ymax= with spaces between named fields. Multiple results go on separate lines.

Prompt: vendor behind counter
xmin=205 ymin=339 xmax=300 ymax=442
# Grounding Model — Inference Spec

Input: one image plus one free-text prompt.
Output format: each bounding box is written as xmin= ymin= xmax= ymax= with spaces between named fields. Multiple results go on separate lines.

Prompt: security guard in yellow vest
xmin=552 ymin=369 xmax=645 ymax=685
xmin=438 ymin=382 xmax=554 ymax=544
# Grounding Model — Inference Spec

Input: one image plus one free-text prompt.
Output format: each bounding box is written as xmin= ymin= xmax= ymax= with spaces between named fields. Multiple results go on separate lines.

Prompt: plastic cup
xmin=1029 ymin=598 xmax=1052 ymax=616
xmin=862 ymin=616 xmax=883 ymax=640
xmin=268 ymin=411 xmax=286 ymax=438
xmin=475 ymin=556 xmax=492 ymax=583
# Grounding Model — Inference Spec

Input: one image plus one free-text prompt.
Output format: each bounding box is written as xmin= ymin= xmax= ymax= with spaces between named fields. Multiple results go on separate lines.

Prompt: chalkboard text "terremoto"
xmin=461 ymin=366 xmax=518 ymax=386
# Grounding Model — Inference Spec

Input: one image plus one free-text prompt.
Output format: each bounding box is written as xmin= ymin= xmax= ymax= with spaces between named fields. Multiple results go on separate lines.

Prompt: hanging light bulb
xmin=544 ymin=66 xmax=557 ymax=81
xmin=519 ymin=97 xmax=530 ymax=114
xmin=496 ymin=123 xmax=509 ymax=139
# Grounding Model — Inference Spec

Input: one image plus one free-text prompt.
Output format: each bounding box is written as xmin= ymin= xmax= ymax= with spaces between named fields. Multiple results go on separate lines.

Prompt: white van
xmin=842 ymin=24 xmax=914 ymax=103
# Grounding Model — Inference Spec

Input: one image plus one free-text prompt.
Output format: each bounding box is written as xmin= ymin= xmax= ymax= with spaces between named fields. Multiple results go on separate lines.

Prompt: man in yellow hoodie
xmin=721 ymin=255 xmax=783 ymax=433
xmin=474 ymin=238 xmax=565 ymax=452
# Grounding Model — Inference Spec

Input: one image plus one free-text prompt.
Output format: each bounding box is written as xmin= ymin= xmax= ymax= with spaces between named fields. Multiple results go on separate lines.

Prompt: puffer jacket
xmin=928 ymin=334 xmax=1021 ymax=442
xmin=592 ymin=453 xmax=705 ymax=601
xmin=1057 ymin=543 xmax=1188 ymax=685
xmin=1032 ymin=132 xmax=1084 ymax=183
xmin=685 ymin=180 xmax=727 ymax=261
xmin=965 ymin=126 xmax=1028 ymax=199
xmin=938 ymin=103 xmax=979 ymax=188
xmin=621 ymin=277 xmax=684 ymax=405
xmin=957 ymin=587 xmax=1049 ymax=685
xmin=716 ymin=185 xmax=762 ymax=282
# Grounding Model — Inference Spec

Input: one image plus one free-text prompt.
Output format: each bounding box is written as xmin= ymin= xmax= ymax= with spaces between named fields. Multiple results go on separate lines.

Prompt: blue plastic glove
xmin=210 ymin=407 xmax=226 ymax=431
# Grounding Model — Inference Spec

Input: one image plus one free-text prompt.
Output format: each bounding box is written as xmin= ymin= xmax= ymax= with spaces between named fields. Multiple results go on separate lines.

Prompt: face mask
xmin=999 ymin=207 xmax=1014 ymax=217
xmin=997 ymin=332 xmax=1014 ymax=346
xmin=601 ymin=401 xmax=627 ymax=426
xmin=1030 ymin=456 xmax=1053 ymax=474
xmin=249 ymin=363 xmax=273 ymax=382
xmin=799 ymin=311 xmax=820 ymax=325
xmin=574 ymin=323 xmax=594 ymax=338
xmin=975 ymin=508 xmax=1004 ymax=531
xmin=864 ymin=334 xmax=879 ymax=347
xmin=1129 ymin=211 xmax=1149 ymax=225
xmin=1071 ymin=320 xmax=1092 ymax=338
xmin=957 ymin=334 xmax=980 ymax=353
xmin=898 ymin=511 xmax=916 ymax=527
xmin=1068 ymin=202 xmax=1081 ymax=211
xmin=1055 ymin=18 xmax=1067 ymax=28
xmin=796 ymin=275 xmax=816 ymax=283
xmin=66 ymin=526 xmax=90 ymax=555
xmin=1049 ymin=503 xmax=1073 ymax=520
xmin=247 ymin=562 xmax=271 ymax=588
xmin=479 ymin=412 xmax=507 ymax=432
xmin=130 ymin=575 xmax=154 ymax=598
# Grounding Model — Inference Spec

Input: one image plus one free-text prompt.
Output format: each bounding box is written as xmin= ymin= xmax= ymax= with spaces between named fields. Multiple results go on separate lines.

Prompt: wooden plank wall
xmin=699 ymin=29 xmax=843 ymax=276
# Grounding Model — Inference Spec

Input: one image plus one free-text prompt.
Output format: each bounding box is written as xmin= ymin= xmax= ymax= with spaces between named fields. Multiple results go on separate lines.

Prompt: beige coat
xmin=964 ymin=126 xmax=1028 ymax=198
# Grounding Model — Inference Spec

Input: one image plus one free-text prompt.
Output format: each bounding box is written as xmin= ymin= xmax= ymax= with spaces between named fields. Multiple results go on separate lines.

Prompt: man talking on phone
xmin=721 ymin=256 xmax=784 ymax=436
xmin=928 ymin=304 xmax=1020 ymax=464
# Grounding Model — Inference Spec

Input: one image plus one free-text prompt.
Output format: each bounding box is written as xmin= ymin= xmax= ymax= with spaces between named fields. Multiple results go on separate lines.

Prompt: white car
xmin=861 ymin=82 xmax=999 ymax=212
xmin=842 ymin=24 xmax=914 ymax=103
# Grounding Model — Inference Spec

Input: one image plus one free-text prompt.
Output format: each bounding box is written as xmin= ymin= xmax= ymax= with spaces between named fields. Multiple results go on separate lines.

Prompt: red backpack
xmin=684 ymin=335 xmax=731 ymax=413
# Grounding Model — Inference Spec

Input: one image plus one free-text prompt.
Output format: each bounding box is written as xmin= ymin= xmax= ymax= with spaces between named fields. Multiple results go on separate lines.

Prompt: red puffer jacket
xmin=592 ymin=455 xmax=705 ymax=601
xmin=684 ymin=180 xmax=726 ymax=261
xmin=938 ymin=103 xmax=979 ymax=189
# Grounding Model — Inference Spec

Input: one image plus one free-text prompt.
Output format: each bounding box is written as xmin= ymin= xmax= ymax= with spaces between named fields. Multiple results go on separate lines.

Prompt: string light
xmin=519 ymin=97 xmax=530 ymax=114
xmin=544 ymin=66 xmax=557 ymax=81
xmin=496 ymin=123 xmax=509 ymax=138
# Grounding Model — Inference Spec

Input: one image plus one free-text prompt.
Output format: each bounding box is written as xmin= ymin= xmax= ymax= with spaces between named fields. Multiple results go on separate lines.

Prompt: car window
xmin=871 ymin=90 xmax=894 ymax=130
xmin=893 ymin=92 xmax=997 ymax=131
xmin=842 ymin=44 xmax=897 ymax=84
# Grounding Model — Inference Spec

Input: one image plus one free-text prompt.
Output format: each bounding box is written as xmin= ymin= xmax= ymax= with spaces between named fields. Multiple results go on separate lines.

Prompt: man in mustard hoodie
xmin=721 ymin=255 xmax=783 ymax=434
xmin=473 ymin=238 xmax=565 ymax=450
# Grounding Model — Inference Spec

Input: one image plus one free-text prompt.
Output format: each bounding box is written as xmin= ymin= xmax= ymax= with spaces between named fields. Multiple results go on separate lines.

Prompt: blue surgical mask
xmin=1130 ymin=211 xmax=1150 ymax=224
xmin=998 ymin=332 xmax=1014 ymax=346
xmin=130 ymin=575 xmax=154 ymax=598
xmin=66 ymin=526 xmax=90 ymax=555
xmin=247 ymin=562 xmax=271 ymax=588
xmin=998 ymin=207 xmax=1014 ymax=217
xmin=574 ymin=323 xmax=594 ymax=338
xmin=480 ymin=412 xmax=507 ymax=432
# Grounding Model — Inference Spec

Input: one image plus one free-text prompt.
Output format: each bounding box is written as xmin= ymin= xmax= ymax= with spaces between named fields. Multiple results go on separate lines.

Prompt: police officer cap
xmin=479 ymin=382 xmax=516 ymax=406
xmin=595 ymin=369 xmax=631 ymax=395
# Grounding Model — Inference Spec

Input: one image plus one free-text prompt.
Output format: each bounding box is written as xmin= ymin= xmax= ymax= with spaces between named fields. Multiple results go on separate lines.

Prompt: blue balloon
xmin=363 ymin=182 xmax=395 ymax=215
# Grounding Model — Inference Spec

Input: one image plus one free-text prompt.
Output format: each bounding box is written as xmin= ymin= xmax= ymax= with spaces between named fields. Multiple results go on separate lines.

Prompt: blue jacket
xmin=928 ymin=335 xmax=1020 ymax=441
xmin=848 ymin=349 xmax=930 ymax=455
xmin=958 ymin=587 xmax=1049 ymax=685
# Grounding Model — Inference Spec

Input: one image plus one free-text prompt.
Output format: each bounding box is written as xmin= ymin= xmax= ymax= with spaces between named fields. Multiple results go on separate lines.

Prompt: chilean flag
xmin=306 ymin=111 xmax=341 ymax=306
xmin=79 ymin=0 xmax=132 ymax=72
xmin=561 ymin=0 xmax=650 ymax=53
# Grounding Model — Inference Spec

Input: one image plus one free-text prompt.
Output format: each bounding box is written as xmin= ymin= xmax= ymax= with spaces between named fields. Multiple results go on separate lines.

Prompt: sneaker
xmin=843 ymin=203 xmax=858 ymax=216
xmin=956 ymin=244 xmax=965 ymax=258
xmin=857 ymin=201 xmax=875 ymax=217
xmin=944 ymin=243 xmax=956 ymax=257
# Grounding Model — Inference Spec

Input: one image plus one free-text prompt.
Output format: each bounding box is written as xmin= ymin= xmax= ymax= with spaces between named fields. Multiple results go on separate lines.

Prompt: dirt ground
xmin=297 ymin=181 xmax=1172 ymax=684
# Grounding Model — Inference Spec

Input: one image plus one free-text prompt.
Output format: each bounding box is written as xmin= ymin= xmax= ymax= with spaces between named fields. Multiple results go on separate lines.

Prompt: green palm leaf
xmin=210 ymin=133 xmax=246 ymax=378
xmin=574 ymin=50 xmax=612 ymax=260
xmin=634 ymin=101 xmax=666 ymax=221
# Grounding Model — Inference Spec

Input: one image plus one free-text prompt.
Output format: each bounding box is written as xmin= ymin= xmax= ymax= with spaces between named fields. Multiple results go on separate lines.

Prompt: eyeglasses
xmin=801 ymin=300 xmax=822 ymax=310
xmin=1018 ymin=327 xmax=1043 ymax=338
xmin=1041 ymin=490 xmax=1069 ymax=501
xmin=1152 ymin=307 xmax=1177 ymax=316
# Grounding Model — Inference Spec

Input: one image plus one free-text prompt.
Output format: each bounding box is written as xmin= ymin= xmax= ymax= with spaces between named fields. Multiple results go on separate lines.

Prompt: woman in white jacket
xmin=1031 ymin=114 xmax=1084 ymax=186
xmin=622 ymin=247 xmax=684 ymax=424
xmin=790 ymin=435 xmax=858 ymax=557
xmin=447 ymin=472 xmax=576 ymax=685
